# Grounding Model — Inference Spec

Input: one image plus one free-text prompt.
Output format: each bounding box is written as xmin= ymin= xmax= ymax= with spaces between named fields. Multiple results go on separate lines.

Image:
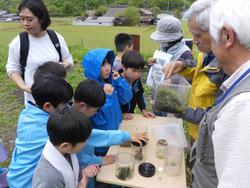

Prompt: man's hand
xmin=142 ymin=110 xmax=156 ymax=118
xmin=103 ymin=83 xmax=114 ymax=95
xmin=122 ymin=113 xmax=133 ymax=120
xmin=102 ymin=155 xmax=116 ymax=166
xmin=163 ymin=60 xmax=185 ymax=78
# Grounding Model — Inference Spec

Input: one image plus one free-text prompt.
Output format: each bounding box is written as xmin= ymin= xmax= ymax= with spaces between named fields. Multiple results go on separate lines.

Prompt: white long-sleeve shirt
xmin=213 ymin=60 xmax=250 ymax=188
xmin=6 ymin=31 xmax=73 ymax=104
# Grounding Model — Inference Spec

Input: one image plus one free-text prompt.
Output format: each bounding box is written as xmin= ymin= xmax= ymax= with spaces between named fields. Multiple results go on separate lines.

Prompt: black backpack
xmin=19 ymin=29 xmax=62 ymax=79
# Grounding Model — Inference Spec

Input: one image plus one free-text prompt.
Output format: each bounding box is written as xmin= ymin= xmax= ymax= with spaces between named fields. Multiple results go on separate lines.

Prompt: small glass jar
xmin=131 ymin=141 xmax=146 ymax=162
xmin=156 ymin=139 xmax=168 ymax=159
xmin=115 ymin=152 xmax=135 ymax=181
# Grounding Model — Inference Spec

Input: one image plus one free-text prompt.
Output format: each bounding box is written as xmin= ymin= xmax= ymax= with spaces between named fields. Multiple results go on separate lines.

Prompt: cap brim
xmin=151 ymin=31 xmax=182 ymax=42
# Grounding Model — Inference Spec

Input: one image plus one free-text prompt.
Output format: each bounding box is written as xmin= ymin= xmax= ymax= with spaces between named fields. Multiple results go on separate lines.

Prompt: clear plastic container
xmin=164 ymin=146 xmax=183 ymax=176
xmin=154 ymin=122 xmax=187 ymax=149
xmin=152 ymin=75 xmax=190 ymax=116
xmin=115 ymin=152 xmax=135 ymax=181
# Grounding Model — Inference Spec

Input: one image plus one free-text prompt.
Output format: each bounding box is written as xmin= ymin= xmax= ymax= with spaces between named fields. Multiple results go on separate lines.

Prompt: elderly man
xmin=192 ymin=0 xmax=250 ymax=187
xmin=164 ymin=0 xmax=227 ymax=142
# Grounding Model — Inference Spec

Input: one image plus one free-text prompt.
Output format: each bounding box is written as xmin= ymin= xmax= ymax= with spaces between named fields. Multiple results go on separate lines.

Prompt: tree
xmin=95 ymin=5 xmax=108 ymax=16
xmin=150 ymin=6 xmax=162 ymax=18
xmin=47 ymin=5 xmax=61 ymax=17
xmin=125 ymin=6 xmax=139 ymax=26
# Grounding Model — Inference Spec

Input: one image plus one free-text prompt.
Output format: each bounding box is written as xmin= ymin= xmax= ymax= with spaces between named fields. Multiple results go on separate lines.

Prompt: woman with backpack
xmin=6 ymin=0 xmax=73 ymax=105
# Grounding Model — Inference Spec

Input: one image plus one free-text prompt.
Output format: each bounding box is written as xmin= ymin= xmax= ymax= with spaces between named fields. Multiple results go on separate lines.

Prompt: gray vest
xmin=192 ymin=75 xmax=250 ymax=188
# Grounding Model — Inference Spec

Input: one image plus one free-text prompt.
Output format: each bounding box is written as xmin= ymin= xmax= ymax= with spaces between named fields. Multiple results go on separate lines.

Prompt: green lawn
xmin=0 ymin=19 xmax=192 ymax=55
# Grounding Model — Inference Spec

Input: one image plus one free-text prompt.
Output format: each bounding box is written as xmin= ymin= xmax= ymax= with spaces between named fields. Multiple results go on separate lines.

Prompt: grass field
xmin=0 ymin=18 xmax=192 ymax=55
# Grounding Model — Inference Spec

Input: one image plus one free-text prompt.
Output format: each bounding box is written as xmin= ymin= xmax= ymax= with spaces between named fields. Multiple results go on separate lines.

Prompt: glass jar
xmin=131 ymin=141 xmax=146 ymax=162
xmin=156 ymin=139 xmax=168 ymax=159
xmin=115 ymin=152 xmax=135 ymax=181
xmin=164 ymin=146 xmax=183 ymax=176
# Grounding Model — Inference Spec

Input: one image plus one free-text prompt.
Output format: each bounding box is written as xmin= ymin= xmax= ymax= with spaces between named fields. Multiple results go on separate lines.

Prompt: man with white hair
xmin=192 ymin=0 xmax=250 ymax=187
xmin=164 ymin=0 xmax=227 ymax=143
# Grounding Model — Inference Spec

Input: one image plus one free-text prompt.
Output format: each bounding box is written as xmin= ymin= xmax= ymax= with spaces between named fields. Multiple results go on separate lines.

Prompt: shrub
xmin=125 ymin=6 xmax=140 ymax=26
xmin=95 ymin=5 xmax=108 ymax=17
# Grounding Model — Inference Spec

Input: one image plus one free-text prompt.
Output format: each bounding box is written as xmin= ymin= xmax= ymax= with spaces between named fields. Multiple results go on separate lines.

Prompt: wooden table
xmin=96 ymin=114 xmax=186 ymax=188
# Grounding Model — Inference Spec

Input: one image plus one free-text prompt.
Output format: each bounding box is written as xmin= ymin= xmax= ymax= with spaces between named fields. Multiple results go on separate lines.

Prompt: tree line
xmin=0 ymin=0 xmax=195 ymax=17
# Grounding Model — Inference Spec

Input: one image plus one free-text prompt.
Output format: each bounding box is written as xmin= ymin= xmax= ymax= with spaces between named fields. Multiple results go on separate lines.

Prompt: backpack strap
xmin=19 ymin=30 xmax=62 ymax=80
xmin=19 ymin=32 xmax=29 ymax=79
xmin=46 ymin=29 xmax=62 ymax=62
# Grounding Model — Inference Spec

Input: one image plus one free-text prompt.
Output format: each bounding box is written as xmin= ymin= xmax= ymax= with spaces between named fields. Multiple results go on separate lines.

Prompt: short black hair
xmin=47 ymin=107 xmax=92 ymax=146
xmin=74 ymin=80 xmax=106 ymax=108
xmin=122 ymin=50 xmax=145 ymax=70
xmin=31 ymin=75 xmax=73 ymax=108
xmin=34 ymin=62 xmax=66 ymax=82
xmin=18 ymin=0 xmax=51 ymax=30
xmin=114 ymin=33 xmax=133 ymax=52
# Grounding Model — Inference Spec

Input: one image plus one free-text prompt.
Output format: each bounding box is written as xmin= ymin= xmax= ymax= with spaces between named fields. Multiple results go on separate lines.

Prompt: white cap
xmin=151 ymin=15 xmax=183 ymax=42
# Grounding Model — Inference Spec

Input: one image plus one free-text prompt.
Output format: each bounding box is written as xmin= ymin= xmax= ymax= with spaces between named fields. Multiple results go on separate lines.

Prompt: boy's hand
xmin=102 ymin=155 xmax=116 ymax=166
xmin=148 ymin=57 xmax=156 ymax=66
xmin=82 ymin=164 xmax=100 ymax=178
xmin=163 ymin=60 xmax=184 ymax=78
xmin=142 ymin=110 xmax=156 ymax=118
xmin=122 ymin=113 xmax=133 ymax=120
xmin=112 ymin=70 xmax=120 ymax=80
xmin=130 ymin=132 xmax=149 ymax=145
xmin=103 ymin=83 xmax=114 ymax=95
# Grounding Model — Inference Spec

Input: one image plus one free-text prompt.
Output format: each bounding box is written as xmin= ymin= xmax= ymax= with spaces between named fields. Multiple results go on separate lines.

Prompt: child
xmin=32 ymin=107 xmax=99 ymax=188
xmin=73 ymin=80 xmax=148 ymax=188
xmin=120 ymin=50 xmax=155 ymax=120
xmin=82 ymin=48 xmax=132 ymax=156
xmin=33 ymin=61 xmax=67 ymax=82
xmin=113 ymin=33 xmax=133 ymax=71
xmin=7 ymin=75 xmax=73 ymax=188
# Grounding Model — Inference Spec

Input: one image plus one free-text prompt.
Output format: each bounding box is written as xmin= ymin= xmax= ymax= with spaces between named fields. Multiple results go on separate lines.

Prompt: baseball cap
xmin=151 ymin=15 xmax=183 ymax=43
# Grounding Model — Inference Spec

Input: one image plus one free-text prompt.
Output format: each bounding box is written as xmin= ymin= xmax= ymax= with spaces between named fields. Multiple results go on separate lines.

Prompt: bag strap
xmin=19 ymin=30 xmax=62 ymax=80
xmin=47 ymin=29 xmax=62 ymax=62
xmin=19 ymin=32 xmax=29 ymax=79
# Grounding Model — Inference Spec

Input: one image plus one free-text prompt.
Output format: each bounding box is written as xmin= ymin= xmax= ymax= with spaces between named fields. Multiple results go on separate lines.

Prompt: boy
xmin=82 ymin=48 xmax=132 ymax=156
xmin=33 ymin=61 xmax=67 ymax=82
xmin=120 ymin=50 xmax=155 ymax=120
xmin=32 ymin=107 xmax=99 ymax=188
xmin=113 ymin=33 xmax=133 ymax=72
xmin=7 ymin=75 xmax=73 ymax=188
xmin=73 ymin=80 xmax=148 ymax=188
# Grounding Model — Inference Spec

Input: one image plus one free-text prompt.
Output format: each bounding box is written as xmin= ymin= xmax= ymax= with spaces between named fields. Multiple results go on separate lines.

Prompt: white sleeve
xmin=56 ymin=32 xmax=73 ymax=68
xmin=6 ymin=36 xmax=21 ymax=76
xmin=213 ymin=92 xmax=250 ymax=188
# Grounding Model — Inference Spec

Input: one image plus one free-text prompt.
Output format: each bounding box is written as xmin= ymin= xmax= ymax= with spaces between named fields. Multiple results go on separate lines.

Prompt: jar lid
xmin=138 ymin=162 xmax=156 ymax=177
xmin=131 ymin=140 xmax=147 ymax=147
xmin=157 ymin=139 xmax=168 ymax=147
